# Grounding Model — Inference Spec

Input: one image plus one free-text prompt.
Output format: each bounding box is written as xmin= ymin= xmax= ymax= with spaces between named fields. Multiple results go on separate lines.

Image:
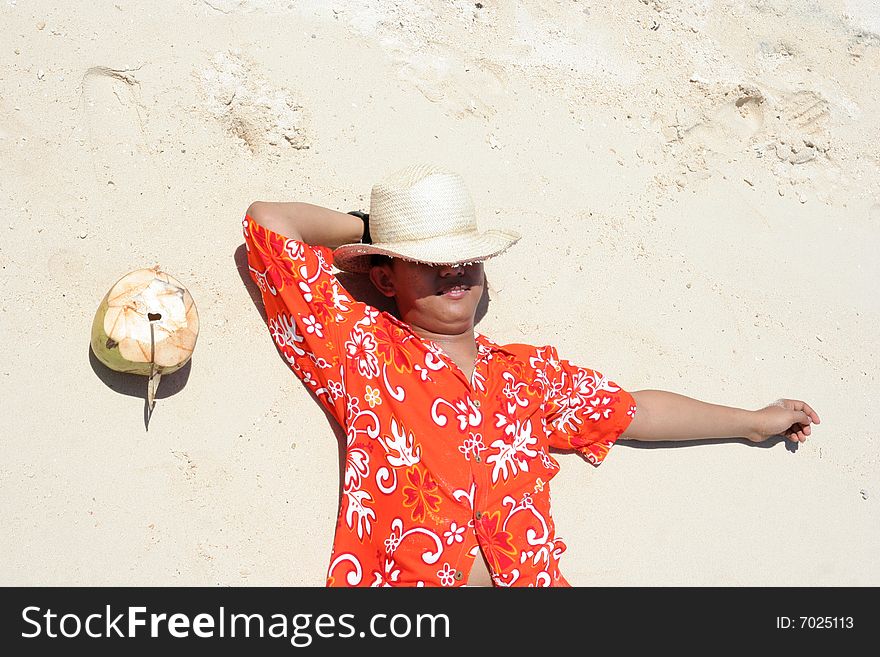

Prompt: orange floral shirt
xmin=242 ymin=215 xmax=637 ymax=587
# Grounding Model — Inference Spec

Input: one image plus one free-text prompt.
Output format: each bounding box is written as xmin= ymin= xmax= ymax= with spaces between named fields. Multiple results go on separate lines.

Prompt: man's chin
xmin=421 ymin=302 xmax=477 ymax=330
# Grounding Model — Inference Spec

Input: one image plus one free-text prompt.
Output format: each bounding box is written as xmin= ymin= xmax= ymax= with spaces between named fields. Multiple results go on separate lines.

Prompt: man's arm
xmin=623 ymin=390 xmax=820 ymax=444
xmin=246 ymin=201 xmax=363 ymax=248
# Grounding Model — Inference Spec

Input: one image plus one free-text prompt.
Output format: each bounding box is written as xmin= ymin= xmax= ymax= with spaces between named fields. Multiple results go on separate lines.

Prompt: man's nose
xmin=438 ymin=263 xmax=466 ymax=276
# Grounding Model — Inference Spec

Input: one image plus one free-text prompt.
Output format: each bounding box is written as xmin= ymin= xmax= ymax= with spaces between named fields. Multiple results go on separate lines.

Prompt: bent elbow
xmin=246 ymin=201 xmax=268 ymax=220
xmin=245 ymin=201 xmax=281 ymax=233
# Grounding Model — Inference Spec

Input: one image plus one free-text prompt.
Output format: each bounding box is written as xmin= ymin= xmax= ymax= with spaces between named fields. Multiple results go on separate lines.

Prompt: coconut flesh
xmin=91 ymin=266 xmax=199 ymax=409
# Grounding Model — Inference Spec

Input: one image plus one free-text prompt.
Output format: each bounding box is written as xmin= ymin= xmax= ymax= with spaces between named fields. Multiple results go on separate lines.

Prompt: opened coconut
xmin=91 ymin=266 xmax=199 ymax=410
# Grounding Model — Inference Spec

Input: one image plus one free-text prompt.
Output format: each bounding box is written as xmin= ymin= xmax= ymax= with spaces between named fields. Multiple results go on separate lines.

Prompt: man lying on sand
xmin=241 ymin=163 xmax=820 ymax=587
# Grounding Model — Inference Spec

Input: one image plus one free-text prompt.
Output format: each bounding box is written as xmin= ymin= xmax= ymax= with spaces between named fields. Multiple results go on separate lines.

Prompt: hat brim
xmin=332 ymin=229 xmax=521 ymax=273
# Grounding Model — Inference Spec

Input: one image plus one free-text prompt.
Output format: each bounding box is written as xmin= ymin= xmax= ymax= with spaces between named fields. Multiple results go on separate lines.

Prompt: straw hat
xmin=332 ymin=164 xmax=521 ymax=273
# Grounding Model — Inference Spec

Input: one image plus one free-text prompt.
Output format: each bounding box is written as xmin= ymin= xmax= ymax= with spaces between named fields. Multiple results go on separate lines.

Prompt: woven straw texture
xmin=333 ymin=164 xmax=520 ymax=273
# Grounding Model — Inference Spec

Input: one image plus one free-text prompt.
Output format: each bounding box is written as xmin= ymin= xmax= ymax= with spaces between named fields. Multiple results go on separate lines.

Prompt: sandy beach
xmin=1 ymin=0 xmax=878 ymax=585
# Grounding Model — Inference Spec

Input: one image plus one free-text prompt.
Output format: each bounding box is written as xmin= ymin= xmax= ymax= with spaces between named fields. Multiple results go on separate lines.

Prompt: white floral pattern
xmin=443 ymin=522 xmax=466 ymax=545
xmin=301 ymin=314 xmax=324 ymax=337
xmin=437 ymin=562 xmax=457 ymax=587
xmin=345 ymin=327 xmax=380 ymax=379
xmin=243 ymin=217 xmax=636 ymax=587
xmin=486 ymin=418 xmax=539 ymax=484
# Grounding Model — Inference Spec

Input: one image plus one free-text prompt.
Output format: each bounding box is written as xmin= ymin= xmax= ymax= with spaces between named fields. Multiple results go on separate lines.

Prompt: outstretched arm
xmin=623 ymin=390 xmax=821 ymax=444
xmin=246 ymin=201 xmax=363 ymax=248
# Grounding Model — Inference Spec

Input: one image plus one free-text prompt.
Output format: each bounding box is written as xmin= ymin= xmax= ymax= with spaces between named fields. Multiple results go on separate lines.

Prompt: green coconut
xmin=91 ymin=266 xmax=199 ymax=410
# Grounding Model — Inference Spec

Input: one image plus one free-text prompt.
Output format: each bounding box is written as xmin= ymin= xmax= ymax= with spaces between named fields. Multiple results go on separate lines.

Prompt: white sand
xmin=1 ymin=0 xmax=877 ymax=585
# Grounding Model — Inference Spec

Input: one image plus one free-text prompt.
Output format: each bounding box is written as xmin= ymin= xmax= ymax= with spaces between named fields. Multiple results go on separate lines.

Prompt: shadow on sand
xmin=88 ymin=347 xmax=193 ymax=431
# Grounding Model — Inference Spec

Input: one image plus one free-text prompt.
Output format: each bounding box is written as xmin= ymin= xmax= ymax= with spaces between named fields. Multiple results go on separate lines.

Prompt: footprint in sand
xmin=681 ymin=85 xmax=767 ymax=155
xmin=396 ymin=44 xmax=509 ymax=120
xmin=79 ymin=65 xmax=169 ymax=222
xmin=764 ymin=89 xmax=832 ymax=174
xmin=776 ymin=89 xmax=829 ymax=138
xmin=675 ymin=83 xmax=832 ymax=167
xmin=715 ymin=88 xmax=766 ymax=139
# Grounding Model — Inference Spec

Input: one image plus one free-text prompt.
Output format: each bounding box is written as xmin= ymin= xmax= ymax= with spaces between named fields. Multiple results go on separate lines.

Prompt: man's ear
xmin=368 ymin=264 xmax=396 ymax=298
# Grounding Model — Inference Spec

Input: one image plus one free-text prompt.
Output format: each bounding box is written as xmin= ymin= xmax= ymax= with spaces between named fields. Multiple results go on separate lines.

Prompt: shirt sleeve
xmin=242 ymin=213 xmax=370 ymax=424
xmin=539 ymin=345 xmax=637 ymax=466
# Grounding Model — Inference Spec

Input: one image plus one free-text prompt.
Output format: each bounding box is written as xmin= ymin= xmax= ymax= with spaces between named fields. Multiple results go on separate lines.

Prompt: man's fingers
xmin=788 ymin=428 xmax=806 ymax=443
xmin=775 ymin=398 xmax=820 ymax=424
xmin=794 ymin=399 xmax=821 ymax=424
xmin=793 ymin=410 xmax=811 ymax=425
xmin=791 ymin=411 xmax=812 ymax=426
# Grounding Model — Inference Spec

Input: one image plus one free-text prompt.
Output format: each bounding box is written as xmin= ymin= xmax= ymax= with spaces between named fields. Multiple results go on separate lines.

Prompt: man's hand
xmin=746 ymin=399 xmax=821 ymax=444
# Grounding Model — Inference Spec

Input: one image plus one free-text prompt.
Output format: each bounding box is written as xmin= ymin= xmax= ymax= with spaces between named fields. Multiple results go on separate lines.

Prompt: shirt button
xmin=454 ymin=570 xmax=463 ymax=581
xmin=473 ymin=400 xmax=481 ymax=408
xmin=475 ymin=511 xmax=483 ymax=519
xmin=474 ymin=455 xmax=482 ymax=463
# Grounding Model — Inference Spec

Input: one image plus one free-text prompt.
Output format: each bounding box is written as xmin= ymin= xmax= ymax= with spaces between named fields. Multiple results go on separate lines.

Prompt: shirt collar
xmin=475 ymin=331 xmax=516 ymax=357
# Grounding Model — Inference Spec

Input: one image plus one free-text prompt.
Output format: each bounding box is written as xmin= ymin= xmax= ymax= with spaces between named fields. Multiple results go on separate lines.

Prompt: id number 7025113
xmin=776 ymin=617 xmax=854 ymax=629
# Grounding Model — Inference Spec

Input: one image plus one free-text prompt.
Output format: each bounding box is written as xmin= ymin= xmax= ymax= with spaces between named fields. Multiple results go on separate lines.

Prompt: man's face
xmin=369 ymin=259 xmax=485 ymax=334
